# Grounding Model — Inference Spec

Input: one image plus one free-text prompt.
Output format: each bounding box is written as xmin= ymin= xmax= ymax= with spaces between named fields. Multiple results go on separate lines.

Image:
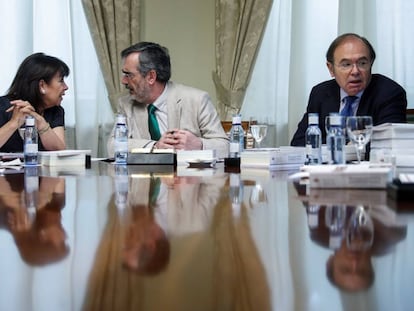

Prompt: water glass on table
xmin=346 ymin=116 xmax=373 ymax=163
xmin=250 ymin=124 xmax=268 ymax=149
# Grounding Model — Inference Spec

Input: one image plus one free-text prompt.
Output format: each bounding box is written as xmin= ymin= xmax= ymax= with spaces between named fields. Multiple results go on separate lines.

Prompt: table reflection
xmin=0 ymin=162 xmax=413 ymax=310
xmin=0 ymin=170 xmax=68 ymax=266
xmin=295 ymin=182 xmax=407 ymax=292
xmin=82 ymin=165 xmax=271 ymax=311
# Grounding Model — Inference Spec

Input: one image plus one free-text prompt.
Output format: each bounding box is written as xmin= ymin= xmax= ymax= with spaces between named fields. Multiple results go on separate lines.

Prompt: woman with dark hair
xmin=0 ymin=52 xmax=70 ymax=151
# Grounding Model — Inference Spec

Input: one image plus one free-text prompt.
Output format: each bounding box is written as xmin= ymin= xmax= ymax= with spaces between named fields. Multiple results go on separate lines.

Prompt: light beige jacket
xmin=107 ymin=81 xmax=229 ymax=158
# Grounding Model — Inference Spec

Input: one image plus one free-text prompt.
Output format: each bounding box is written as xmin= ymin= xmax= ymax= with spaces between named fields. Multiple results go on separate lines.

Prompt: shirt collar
xmin=152 ymin=83 xmax=168 ymax=112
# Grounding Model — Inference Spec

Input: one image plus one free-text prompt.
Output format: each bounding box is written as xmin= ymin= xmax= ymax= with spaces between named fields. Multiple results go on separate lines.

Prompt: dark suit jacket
xmin=290 ymin=74 xmax=407 ymax=146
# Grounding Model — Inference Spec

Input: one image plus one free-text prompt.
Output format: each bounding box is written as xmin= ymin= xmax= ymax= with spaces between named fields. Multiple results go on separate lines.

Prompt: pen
xmin=150 ymin=142 xmax=157 ymax=153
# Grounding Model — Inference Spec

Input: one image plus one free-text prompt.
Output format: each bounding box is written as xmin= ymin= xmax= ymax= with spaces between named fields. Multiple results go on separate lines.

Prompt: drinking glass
xmin=250 ymin=124 xmax=268 ymax=149
xmin=346 ymin=116 xmax=373 ymax=163
xmin=346 ymin=205 xmax=374 ymax=251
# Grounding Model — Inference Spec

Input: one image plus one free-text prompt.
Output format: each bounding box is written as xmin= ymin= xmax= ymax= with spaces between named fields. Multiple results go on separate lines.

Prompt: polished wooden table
xmin=0 ymin=162 xmax=413 ymax=311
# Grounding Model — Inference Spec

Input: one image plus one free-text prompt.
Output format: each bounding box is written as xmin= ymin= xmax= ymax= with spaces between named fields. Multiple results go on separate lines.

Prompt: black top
xmin=290 ymin=74 xmax=407 ymax=146
xmin=0 ymin=96 xmax=65 ymax=152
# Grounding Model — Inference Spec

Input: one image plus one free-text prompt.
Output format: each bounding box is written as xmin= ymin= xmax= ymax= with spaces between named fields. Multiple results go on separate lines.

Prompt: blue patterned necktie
xmin=147 ymin=104 xmax=161 ymax=140
xmin=340 ymin=96 xmax=358 ymax=117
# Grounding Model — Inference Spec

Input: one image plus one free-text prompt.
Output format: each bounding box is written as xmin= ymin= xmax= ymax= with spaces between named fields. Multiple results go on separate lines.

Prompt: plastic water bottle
xmin=305 ymin=113 xmax=322 ymax=165
xmin=326 ymin=113 xmax=345 ymax=164
xmin=114 ymin=164 xmax=128 ymax=211
xmin=229 ymin=173 xmax=243 ymax=219
xmin=114 ymin=113 xmax=128 ymax=164
xmin=229 ymin=114 xmax=244 ymax=158
xmin=24 ymin=115 xmax=38 ymax=165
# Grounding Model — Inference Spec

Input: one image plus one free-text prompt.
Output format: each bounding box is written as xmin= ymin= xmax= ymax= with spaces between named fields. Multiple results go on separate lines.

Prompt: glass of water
xmin=250 ymin=124 xmax=268 ymax=149
xmin=346 ymin=116 xmax=373 ymax=163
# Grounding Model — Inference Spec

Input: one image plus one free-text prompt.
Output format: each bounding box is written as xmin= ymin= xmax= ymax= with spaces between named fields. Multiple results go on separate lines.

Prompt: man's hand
xmin=156 ymin=129 xmax=202 ymax=150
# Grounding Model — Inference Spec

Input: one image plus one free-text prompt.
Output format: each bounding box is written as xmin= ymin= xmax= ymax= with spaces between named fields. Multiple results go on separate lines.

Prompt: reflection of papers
xmin=177 ymin=165 xmax=222 ymax=177
xmin=299 ymin=188 xmax=387 ymax=206
xmin=368 ymin=205 xmax=402 ymax=227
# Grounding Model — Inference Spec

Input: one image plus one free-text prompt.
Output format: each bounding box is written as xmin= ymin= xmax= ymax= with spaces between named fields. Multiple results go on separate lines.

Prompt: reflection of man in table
xmin=156 ymin=175 xmax=226 ymax=236
xmin=85 ymin=171 xmax=271 ymax=310
xmin=122 ymin=174 xmax=226 ymax=274
xmin=122 ymin=177 xmax=170 ymax=275
xmin=308 ymin=205 xmax=406 ymax=292
xmin=0 ymin=174 xmax=69 ymax=266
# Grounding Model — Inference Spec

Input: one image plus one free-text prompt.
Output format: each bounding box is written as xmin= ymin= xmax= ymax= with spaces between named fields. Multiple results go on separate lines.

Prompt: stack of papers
xmin=38 ymin=150 xmax=91 ymax=167
xmin=298 ymin=163 xmax=392 ymax=189
xmin=240 ymin=147 xmax=306 ymax=170
xmin=321 ymin=144 xmax=364 ymax=163
xmin=371 ymin=123 xmax=414 ymax=168
xmin=0 ymin=158 xmax=23 ymax=173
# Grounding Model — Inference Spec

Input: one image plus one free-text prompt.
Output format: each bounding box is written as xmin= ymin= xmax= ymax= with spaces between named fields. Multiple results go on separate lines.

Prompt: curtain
xmin=213 ymin=0 xmax=273 ymax=120
xmin=81 ymin=0 xmax=141 ymax=112
xmin=0 ymin=0 xmax=114 ymax=157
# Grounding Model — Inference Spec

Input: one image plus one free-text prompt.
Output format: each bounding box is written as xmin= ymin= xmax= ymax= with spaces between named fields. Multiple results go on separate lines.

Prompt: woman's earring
xmin=41 ymin=89 xmax=46 ymax=94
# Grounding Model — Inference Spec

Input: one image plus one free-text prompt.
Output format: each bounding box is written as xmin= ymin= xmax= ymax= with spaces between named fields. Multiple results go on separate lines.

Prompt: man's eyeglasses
xmin=122 ymin=71 xmax=138 ymax=79
xmin=334 ymin=59 xmax=372 ymax=72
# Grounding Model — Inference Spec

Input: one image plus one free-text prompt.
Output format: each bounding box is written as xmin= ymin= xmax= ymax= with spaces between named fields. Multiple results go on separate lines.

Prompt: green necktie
xmin=147 ymin=104 xmax=161 ymax=140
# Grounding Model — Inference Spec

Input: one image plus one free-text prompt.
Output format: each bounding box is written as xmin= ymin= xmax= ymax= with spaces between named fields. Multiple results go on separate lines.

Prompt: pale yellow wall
xmin=142 ymin=0 xmax=216 ymax=103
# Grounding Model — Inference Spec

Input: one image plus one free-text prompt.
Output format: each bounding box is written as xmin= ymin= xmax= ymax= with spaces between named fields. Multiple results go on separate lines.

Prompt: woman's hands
xmin=6 ymin=100 xmax=36 ymax=128
xmin=4 ymin=99 xmax=65 ymax=150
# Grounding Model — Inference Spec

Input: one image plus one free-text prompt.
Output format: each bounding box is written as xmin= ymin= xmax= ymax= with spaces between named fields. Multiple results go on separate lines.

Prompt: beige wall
xmin=142 ymin=0 xmax=216 ymax=103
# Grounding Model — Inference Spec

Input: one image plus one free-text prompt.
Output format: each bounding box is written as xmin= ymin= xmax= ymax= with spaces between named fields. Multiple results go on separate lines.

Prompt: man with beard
xmin=107 ymin=42 xmax=229 ymax=158
xmin=290 ymin=33 xmax=407 ymax=146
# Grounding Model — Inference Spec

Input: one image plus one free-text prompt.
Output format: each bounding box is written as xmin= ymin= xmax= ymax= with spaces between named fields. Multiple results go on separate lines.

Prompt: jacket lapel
xmin=166 ymin=82 xmax=182 ymax=129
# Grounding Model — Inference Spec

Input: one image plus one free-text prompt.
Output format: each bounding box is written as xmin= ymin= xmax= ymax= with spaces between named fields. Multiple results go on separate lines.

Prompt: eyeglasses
xmin=334 ymin=59 xmax=372 ymax=72
xmin=122 ymin=71 xmax=139 ymax=79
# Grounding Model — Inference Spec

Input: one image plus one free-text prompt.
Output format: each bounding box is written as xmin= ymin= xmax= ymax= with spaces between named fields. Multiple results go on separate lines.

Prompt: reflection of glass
xmin=346 ymin=206 xmax=374 ymax=251
xmin=250 ymin=183 xmax=267 ymax=207
xmin=346 ymin=116 xmax=373 ymax=163
xmin=250 ymin=125 xmax=268 ymax=149
xmin=325 ymin=205 xmax=347 ymax=249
